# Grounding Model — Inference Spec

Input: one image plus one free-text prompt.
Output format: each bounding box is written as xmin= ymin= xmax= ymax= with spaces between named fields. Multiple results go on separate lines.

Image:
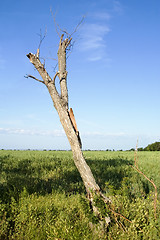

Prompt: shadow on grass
xmin=87 ymin=157 xmax=133 ymax=191
xmin=0 ymin=154 xmax=143 ymax=203
xmin=0 ymin=156 xmax=84 ymax=203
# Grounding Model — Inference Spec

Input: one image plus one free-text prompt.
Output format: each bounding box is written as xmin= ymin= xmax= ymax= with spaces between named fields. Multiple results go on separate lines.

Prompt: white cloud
xmin=91 ymin=12 xmax=111 ymax=21
xmin=87 ymin=8 xmax=112 ymax=21
xmin=77 ymin=3 xmax=124 ymax=62
xmin=80 ymin=24 xmax=110 ymax=51
xmin=113 ymin=0 xmax=123 ymax=14
xmin=79 ymin=23 xmax=110 ymax=62
xmin=87 ymin=55 xmax=103 ymax=62
xmin=0 ymin=128 xmax=65 ymax=137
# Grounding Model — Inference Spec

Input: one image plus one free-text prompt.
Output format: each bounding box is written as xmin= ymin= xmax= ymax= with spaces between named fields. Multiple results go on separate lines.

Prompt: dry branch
xmin=24 ymin=74 xmax=45 ymax=84
xmin=132 ymin=141 xmax=157 ymax=220
xmin=109 ymin=207 xmax=132 ymax=224
xmin=131 ymin=165 xmax=157 ymax=219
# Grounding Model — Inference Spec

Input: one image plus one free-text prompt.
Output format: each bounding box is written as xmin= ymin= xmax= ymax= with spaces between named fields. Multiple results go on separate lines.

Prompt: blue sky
xmin=0 ymin=0 xmax=160 ymax=150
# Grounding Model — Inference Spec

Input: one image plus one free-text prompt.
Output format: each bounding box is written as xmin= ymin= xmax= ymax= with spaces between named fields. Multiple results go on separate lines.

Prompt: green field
xmin=0 ymin=150 xmax=159 ymax=239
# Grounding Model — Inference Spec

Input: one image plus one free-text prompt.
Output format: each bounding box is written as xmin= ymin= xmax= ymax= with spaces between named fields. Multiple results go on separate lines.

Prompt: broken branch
xmin=65 ymin=37 xmax=72 ymax=48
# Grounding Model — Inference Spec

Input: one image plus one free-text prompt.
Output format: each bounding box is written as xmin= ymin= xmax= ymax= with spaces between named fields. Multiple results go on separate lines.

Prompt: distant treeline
xmin=129 ymin=141 xmax=160 ymax=151
xmin=1 ymin=142 xmax=160 ymax=152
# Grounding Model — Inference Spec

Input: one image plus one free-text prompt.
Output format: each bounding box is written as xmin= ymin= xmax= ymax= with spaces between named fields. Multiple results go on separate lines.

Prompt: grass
xmin=0 ymin=150 xmax=159 ymax=239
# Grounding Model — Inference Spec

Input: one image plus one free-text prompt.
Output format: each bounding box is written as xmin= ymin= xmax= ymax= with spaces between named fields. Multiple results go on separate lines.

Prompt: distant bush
xmin=137 ymin=147 xmax=144 ymax=151
xmin=144 ymin=142 xmax=160 ymax=151
xmin=129 ymin=148 xmax=135 ymax=151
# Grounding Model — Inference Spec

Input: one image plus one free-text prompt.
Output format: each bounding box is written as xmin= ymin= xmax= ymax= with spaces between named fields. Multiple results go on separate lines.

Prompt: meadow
xmin=0 ymin=150 xmax=159 ymax=239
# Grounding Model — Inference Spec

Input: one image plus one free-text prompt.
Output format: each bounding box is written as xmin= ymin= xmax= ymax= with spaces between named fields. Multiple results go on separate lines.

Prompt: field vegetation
xmin=0 ymin=150 xmax=159 ymax=239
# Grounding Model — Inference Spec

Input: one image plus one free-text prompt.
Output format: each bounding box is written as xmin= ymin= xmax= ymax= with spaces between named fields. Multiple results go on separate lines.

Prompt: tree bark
xmin=27 ymin=34 xmax=111 ymax=225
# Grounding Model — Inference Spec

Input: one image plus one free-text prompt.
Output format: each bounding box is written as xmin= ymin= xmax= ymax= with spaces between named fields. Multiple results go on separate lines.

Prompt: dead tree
xmin=27 ymin=33 xmax=111 ymax=226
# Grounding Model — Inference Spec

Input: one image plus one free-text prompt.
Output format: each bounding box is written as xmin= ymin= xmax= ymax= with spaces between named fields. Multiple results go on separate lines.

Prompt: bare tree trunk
xmin=27 ymin=34 xmax=111 ymax=225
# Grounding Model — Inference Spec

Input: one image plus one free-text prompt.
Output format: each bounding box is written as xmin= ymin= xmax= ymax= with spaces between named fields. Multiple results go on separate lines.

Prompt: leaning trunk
xmin=27 ymin=34 xmax=111 ymax=226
